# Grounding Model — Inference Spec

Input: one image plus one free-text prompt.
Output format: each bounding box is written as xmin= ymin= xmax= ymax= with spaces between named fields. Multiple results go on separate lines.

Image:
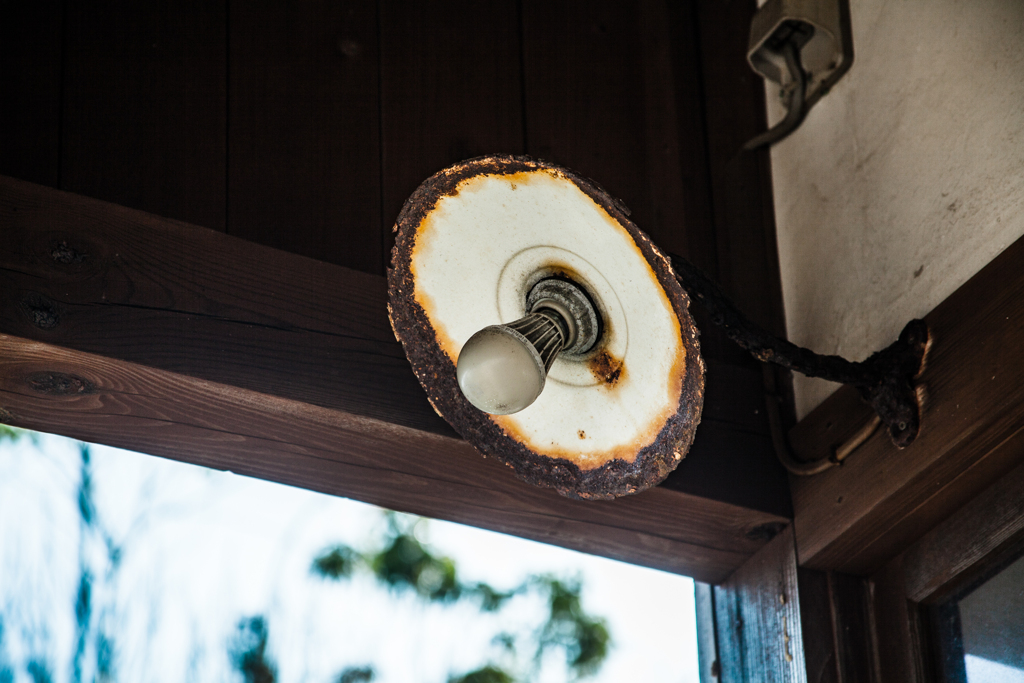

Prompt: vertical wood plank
xmin=798 ymin=569 xmax=878 ymax=683
xmin=61 ymin=0 xmax=226 ymax=230
xmin=869 ymin=556 xmax=926 ymax=683
xmin=521 ymin=0 xmax=705 ymax=266
xmin=228 ymin=0 xmax=382 ymax=274
xmin=0 ymin=0 xmax=63 ymax=187
xmin=696 ymin=582 xmax=723 ymax=683
xmin=694 ymin=0 xmax=786 ymax=337
xmin=379 ymin=0 xmax=524 ymax=268
xmin=657 ymin=0 xmax=720 ymax=278
xmin=714 ymin=527 xmax=807 ymax=683
xmin=795 ymin=569 xmax=840 ymax=683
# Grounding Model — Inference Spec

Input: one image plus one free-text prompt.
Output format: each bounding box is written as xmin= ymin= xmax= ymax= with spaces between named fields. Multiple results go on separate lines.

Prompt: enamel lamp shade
xmin=387 ymin=156 xmax=705 ymax=500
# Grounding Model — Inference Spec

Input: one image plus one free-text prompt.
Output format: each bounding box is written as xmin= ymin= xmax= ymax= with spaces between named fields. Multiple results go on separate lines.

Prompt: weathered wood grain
xmin=790 ymin=232 xmax=1024 ymax=574
xmin=695 ymin=582 xmax=721 ymax=683
xmin=228 ymin=0 xmax=382 ymax=274
xmin=0 ymin=175 xmax=444 ymax=435
xmin=868 ymin=556 xmax=925 ymax=683
xmin=60 ymin=0 xmax=226 ymax=230
xmin=0 ymin=332 xmax=783 ymax=582
xmin=797 ymin=569 xmax=876 ymax=683
xmin=903 ymin=455 xmax=1024 ymax=603
xmin=713 ymin=527 xmax=807 ymax=683
xmin=0 ymin=175 xmax=792 ymax=514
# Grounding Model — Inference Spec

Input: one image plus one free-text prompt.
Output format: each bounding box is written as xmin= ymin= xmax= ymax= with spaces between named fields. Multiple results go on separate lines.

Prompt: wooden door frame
xmin=694 ymin=226 xmax=1024 ymax=681
xmin=698 ymin=459 xmax=1024 ymax=683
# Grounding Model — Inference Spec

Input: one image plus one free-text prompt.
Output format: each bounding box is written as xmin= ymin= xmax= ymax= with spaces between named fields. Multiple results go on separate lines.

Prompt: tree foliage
xmin=0 ymin=425 xmax=24 ymax=443
xmin=312 ymin=513 xmax=611 ymax=682
xmin=230 ymin=617 xmax=278 ymax=683
xmin=336 ymin=666 xmax=375 ymax=683
xmin=533 ymin=577 xmax=610 ymax=677
xmin=0 ymin=433 xmax=613 ymax=683
xmin=447 ymin=665 xmax=515 ymax=683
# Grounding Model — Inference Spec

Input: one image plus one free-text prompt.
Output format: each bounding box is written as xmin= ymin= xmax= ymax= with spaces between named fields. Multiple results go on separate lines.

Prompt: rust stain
xmin=395 ymin=158 xmax=698 ymax=489
xmin=588 ymin=350 xmax=625 ymax=387
xmin=493 ymin=412 xmax=661 ymax=470
xmin=422 ymin=166 xmax=688 ymax=472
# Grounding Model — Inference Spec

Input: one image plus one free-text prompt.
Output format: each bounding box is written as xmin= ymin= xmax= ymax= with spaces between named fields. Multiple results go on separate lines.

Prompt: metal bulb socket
xmin=456 ymin=279 xmax=600 ymax=415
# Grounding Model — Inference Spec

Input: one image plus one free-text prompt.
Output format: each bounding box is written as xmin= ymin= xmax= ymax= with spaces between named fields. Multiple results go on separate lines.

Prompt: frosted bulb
xmin=457 ymin=308 xmax=570 ymax=415
xmin=457 ymin=326 xmax=547 ymax=414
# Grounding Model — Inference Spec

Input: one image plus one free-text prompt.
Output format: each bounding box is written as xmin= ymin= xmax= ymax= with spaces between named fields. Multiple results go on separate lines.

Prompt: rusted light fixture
xmin=388 ymin=156 xmax=704 ymax=500
xmin=388 ymin=156 xmax=929 ymax=499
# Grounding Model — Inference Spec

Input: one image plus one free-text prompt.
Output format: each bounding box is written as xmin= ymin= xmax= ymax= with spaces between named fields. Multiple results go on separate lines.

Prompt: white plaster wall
xmin=767 ymin=0 xmax=1024 ymax=418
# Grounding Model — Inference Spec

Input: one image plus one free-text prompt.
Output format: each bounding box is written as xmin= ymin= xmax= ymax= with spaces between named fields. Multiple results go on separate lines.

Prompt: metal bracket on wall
xmin=744 ymin=0 xmax=854 ymax=150
xmin=670 ymin=254 xmax=930 ymax=474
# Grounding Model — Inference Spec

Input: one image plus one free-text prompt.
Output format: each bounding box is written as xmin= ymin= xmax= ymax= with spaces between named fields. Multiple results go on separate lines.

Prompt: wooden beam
xmin=0 ymin=175 xmax=443 ymax=436
xmin=789 ymin=231 xmax=1024 ymax=574
xmin=903 ymin=454 xmax=1024 ymax=604
xmin=0 ymin=175 xmax=788 ymax=582
xmin=712 ymin=527 xmax=806 ymax=683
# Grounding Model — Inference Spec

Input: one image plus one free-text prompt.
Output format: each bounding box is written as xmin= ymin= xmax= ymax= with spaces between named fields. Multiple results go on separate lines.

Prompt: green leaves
xmin=0 ymin=425 xmax=26 ymax=443
xmin=312 ymin=514 xmax=515 ymax=608
xmin=533 ymin=576 xmax=610 ymax=677
xmin=312 ymin=513 xmax=611 ymax=682
xmin=311 ymin=545 xmax=360 ymax=580
xmin=229 ymin=616 xmax=277 ymax=683
xmin=336 ymin=666 xmax=375 ymax=683
xmin=371 ymin=533 xmax=461 ymax=602
xmin=447 ymin=665 xmax=515 ymax=683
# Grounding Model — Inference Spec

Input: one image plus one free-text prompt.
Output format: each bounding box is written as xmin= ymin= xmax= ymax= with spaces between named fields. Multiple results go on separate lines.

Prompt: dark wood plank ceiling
xmin=1 ymin=1 xmax=793 ymax=529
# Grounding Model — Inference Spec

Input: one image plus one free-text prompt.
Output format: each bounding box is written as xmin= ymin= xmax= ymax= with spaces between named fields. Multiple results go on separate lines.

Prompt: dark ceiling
xmin=1 ymin=0 xmax=794 ymax=517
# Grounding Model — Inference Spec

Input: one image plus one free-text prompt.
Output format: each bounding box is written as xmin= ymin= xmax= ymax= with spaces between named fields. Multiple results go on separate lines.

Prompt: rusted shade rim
xmin=387 ymin=155 xmax=705 ymax=500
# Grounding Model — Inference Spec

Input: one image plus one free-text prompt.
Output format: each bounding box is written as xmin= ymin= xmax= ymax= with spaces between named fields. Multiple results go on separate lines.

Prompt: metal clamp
xmin=745 ymin=0 xmax=854 ymax=149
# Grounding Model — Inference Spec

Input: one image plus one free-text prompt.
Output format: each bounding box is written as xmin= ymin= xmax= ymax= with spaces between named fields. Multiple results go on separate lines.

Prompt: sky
xmin=0 ymin=431 xmax=699 ymax=683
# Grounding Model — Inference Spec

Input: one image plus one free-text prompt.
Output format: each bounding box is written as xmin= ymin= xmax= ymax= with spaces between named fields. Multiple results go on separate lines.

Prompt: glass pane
xmin=959 ymin=552 xmax=1024 ymax=682
xmin=0 ymin=429 xmax=699 ymax=683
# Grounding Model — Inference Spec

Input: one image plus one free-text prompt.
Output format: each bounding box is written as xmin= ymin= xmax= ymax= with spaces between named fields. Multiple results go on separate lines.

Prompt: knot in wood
xmin=20 ymin=293 xmax=61 ymax=330
xmin=745 ymin=521 xmax=787 ymax=542
xmin=50 ymin=240 xmax=87 ymax=264
xmin=27 ymin=372 xmax=94 ymax=396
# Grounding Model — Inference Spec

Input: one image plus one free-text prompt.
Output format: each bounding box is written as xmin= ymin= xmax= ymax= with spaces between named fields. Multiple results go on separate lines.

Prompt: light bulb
xmin=457 ymin=308 xmax=569 ymax=415
xmin=456 ymin=279 xmax=600 ymax=415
